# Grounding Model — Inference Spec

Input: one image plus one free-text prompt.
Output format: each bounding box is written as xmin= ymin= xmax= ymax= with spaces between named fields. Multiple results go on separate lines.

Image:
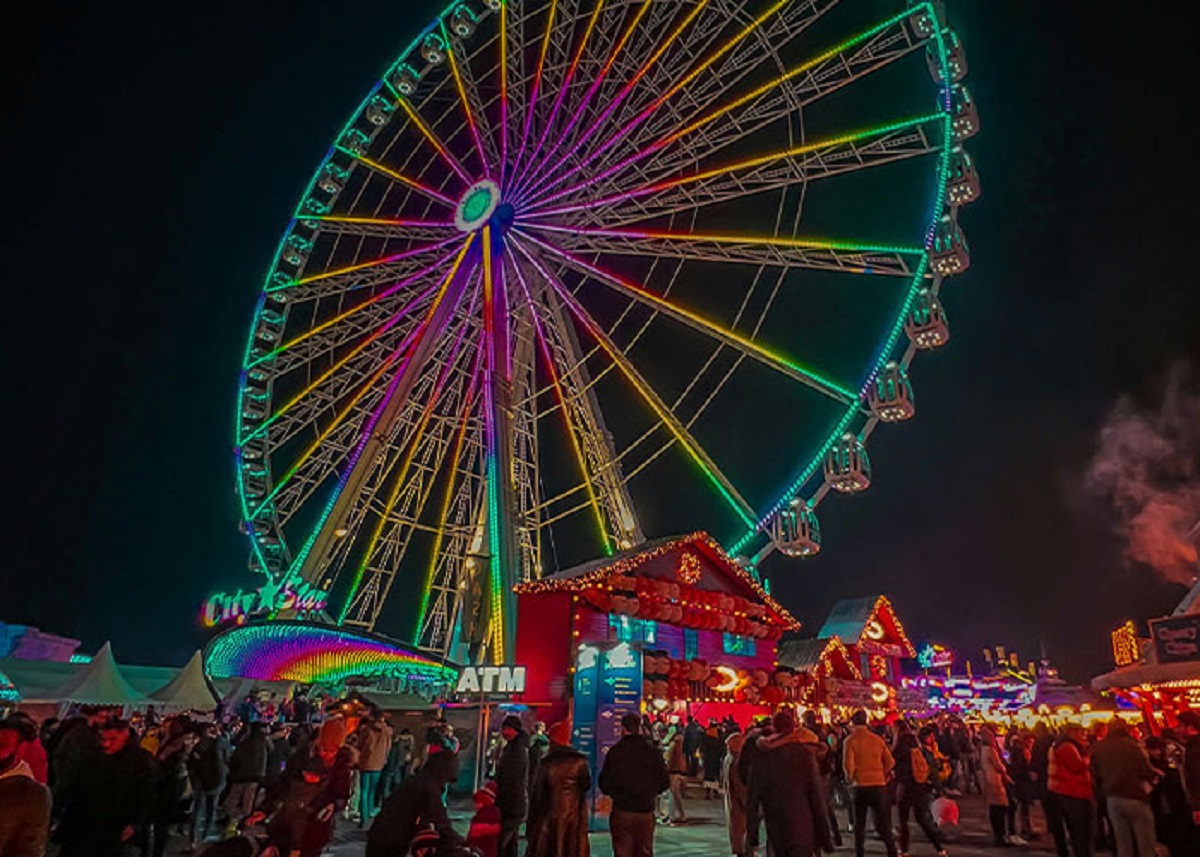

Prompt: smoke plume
xmin=1085 ymin=363 xmax=1200 ymax=585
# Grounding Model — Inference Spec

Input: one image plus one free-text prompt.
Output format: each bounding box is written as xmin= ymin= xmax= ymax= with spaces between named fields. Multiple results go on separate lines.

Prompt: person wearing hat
xmin=495 ymin=714 xmax=529 ymax=857
xmin=468 ymin=780 xmax=502 ymax=857
xmin=0 ymin=714 xmax=50 ymax=857
xmin=598 ymin=712 xmax=669 ymax=857
xmin=525 ymin=721 xmax=591 ymax=857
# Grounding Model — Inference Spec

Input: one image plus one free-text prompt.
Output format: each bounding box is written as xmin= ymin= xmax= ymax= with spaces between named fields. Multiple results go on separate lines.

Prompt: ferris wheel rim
xmin=230 ymin=0 xmax=970 ymax=651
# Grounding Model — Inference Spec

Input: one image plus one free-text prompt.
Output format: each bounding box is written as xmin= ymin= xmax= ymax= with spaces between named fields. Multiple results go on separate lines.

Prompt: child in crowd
xmin=466 ymin=781 xmax=502 ymax=857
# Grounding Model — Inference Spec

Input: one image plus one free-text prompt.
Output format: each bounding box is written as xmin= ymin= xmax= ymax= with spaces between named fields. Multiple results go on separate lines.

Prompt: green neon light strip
xmin=726 ymin=2 xmax=958 ymax=558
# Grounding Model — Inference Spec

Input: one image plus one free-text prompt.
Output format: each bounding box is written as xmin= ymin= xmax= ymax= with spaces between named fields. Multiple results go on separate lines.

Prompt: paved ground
xmin=307 ymin=785 xmax=1059 ymax=857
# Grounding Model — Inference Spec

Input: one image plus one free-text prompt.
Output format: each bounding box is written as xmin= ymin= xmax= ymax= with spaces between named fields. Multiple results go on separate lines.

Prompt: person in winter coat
xmin=54 ymin=718 xmax=156 ymax=857
xmin=1146 ymin=736 xmax=1198 ymax=857
xmin=739 ymin=717 xmax=773 ymax=851
xmin=1048 ymin=723 xmax=1095 ymax=857
xmin=893 ymin=723 xmax=947 ymax=857
xmin=150 ymin=722 xmax=196 ymax=857
xmin=980 ymin=726 xmax=1018 ymax=846
xmin=0 ymin=715 xmax=51 ymax=857
xmin=495 ymin=715 xmax=530 ymax=857
xmin=700 ymin=722 xmax=725 ymax=798
xmin=722 ymin=732 xmax=750 ymax=857
xmin=1090 ymin=722 xmax=1159 ymax=857
xmin=843 ymin=710 xmax=898 ymax=857
xmin=598 ymin=713 xmax=670 ymax=857
xmin=527 ymin=722 xmax=549 ymax=790
xmin=525 ymin=721 xmax=591 ymax=857
xmin=755 ymin=710 xmax=834 ymax=857
xmin=187 ymin=722 xmax=231 ymax=846
xmin=665 ymin=725 xmax=688 ymax=823
xmin=355 ymin=712 xmax=393 ymax=825
xmin=263 ymin=744 xmax=353 ymax=857
xmin=1176 ymin=712 xmax=1200 ymax=828
xmin=367 ymin=742 xmax=461 ymax=857
xmin=226 ymin=722 xmax=269 ymax=826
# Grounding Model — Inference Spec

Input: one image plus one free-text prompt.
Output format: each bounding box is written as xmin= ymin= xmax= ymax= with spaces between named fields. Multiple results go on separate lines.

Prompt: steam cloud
xmin=1086 ymin=363 xmax=1200 ymax=585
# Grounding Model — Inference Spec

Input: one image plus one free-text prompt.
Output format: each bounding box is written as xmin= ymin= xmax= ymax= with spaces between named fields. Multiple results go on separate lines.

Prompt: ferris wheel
xmin=233 ymin=0 xmax=978 ymax=663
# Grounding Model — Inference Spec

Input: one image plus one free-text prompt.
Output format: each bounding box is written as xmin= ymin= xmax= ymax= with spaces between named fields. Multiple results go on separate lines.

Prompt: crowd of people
xmin=5 ymin=697 xmax=1200 ymax=857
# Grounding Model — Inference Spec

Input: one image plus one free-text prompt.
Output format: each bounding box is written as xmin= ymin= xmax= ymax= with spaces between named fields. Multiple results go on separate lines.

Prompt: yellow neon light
xmin=713 ymin=665 xmax=739 ymax=693
xmin=355 ymin=156 xmax=456 ymax=206
xmin=442 ymin=23 xmax=489 ymax=170
xmin=398 ymin=98 xmax=471 ymax=182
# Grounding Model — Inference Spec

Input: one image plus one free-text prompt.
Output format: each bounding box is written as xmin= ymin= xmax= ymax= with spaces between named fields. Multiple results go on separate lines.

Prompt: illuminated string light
xmin=442 ymin=21 xmax=491 ymax=174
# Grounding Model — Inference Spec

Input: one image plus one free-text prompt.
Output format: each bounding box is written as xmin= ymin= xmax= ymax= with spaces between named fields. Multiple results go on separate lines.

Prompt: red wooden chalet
xmin=817 ymin=595 xmax=916 ymax=689
xmin=513 ymin=532 xmax=800 ymax=726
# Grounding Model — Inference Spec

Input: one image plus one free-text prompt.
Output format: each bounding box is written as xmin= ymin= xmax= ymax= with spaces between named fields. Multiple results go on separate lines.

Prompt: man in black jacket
xmin=756 ymin=710 xmax=835 ymax=857
xmin=598 ymin=713 xmax=670 ymax=857
xmin=55 ymin=718 xmax=156 ymax=857
xmin=366 ymin=748 xmax=462 ymax=857
xmin=495 ymin=715 xmax=530 ymax=857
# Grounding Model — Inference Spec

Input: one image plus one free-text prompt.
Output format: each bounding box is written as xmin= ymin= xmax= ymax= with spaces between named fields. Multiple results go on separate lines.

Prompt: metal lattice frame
xmin=232 ymin=0 xmax=974 ymax=662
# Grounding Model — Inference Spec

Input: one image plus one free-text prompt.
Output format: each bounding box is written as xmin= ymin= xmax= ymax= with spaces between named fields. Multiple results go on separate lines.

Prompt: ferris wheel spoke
xmin=514 ymin=0 xmax=710 ymax=205
xmin=508 ymin=0 xmax=607 ymax=196
xmin=345 ymin=154 xmax=458 ymax=209
xmin=510 ymin=0 xmax=652 ymax=204
xmin=519 ymin=0 xmax=811 ymax=207
xmin=528 ymin=11 xmax=924 ymax=210
xmin=295 ymin=215 xmax=457 ymax=244
xmin=526 ymin=221 xmax=921 ymax=279
xmin=413 ymin=358 xmax=483 ymax=639
xmin=266 ymin=238 xmax=460 ymax=304
xmin=510 ymin=257 xmax=612 ymax=553
xmin=238 ymin=281 xmax=446 ymax=447
xmin=512 ymin=235 xmax=759 ymax=529
xmin=248 ymin=314 xmax=437 ymax=521
xmin=518 ymin=228 xmax=859 ymax=405
xmin=394 ymin=98 xmax=473 ymax=185
xmin=526 ymin=114 xmax=945 ymax=227
xmin=511 ymin=0 xmax=560 ymax=187
xmin=252 ymin=246 xmax=464 ymax=372
xmin=336 ymin=283 xmax=484 ymax=624
xmin=441 ymin=22 xmax=494 ymax=176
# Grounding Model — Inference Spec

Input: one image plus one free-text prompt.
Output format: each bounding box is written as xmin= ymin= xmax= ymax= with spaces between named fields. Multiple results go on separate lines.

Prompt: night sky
xmin=4 ymin=1 xmax=1198 ymax=682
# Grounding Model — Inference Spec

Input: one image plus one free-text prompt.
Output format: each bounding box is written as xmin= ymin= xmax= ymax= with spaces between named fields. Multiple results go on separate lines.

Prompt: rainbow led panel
xmin=204 ymin=621 xmax=458 ymax=686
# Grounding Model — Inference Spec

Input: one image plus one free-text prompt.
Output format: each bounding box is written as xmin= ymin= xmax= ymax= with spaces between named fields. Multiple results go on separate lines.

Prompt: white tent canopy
xmin=149 ymin=650 xmax=217 ymax=710
xmin=43 ymin=641 xmax=148 ymax=707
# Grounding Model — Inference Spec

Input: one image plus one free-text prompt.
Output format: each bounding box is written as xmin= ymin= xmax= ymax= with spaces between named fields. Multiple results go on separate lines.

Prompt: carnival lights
xmin=223 ymin=0 xmax=973 ymax=667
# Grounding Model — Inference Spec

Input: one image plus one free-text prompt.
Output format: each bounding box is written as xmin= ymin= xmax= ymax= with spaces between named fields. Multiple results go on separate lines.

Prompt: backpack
xmin=910 ymin=747 xmax=930 ymax=784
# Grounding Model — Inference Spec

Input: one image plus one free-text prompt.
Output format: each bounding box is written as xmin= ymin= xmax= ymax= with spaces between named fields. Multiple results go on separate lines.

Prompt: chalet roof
xmin=817 ymin=595 xmax=916 ymax=657
xmin=515 ymin=531 xmax=799 ymax=629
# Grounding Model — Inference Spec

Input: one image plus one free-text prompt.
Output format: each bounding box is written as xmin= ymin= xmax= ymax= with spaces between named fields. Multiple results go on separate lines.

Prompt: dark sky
xmin=3 ymin=2 xmax=1197 ymax=682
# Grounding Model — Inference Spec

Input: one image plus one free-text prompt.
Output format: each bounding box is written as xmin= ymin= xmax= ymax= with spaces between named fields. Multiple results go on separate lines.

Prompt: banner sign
xmin=1151 ymin=615 xmax=1200 ymax=664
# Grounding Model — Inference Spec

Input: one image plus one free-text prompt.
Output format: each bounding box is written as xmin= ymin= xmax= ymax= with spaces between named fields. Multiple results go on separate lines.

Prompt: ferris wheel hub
xmin=455 ymin=179 xmax=503 ymax=233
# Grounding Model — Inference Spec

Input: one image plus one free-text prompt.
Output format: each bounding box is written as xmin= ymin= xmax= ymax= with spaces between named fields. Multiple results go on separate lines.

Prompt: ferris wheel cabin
xmin=825 ymin=434 xmax=872 ymax=493
xmin=869 ymin=362 xmax=916 ymax=423
xmin=770 ymin=501 xmax=822 ymax=558
xmin=905 ymin=288 xmax=950 ymax=349
xmin=931 ymin=215 xmax=970 ymax=276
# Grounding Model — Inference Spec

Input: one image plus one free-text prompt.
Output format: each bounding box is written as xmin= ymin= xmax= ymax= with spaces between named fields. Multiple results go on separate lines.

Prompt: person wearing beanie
xmin=468 ymin=781 xmax=502 ymax=857
xmin=495 ymin=714 xmax=529 ymax=857
xmin=526 ymin=722 xmax=591 ymax=857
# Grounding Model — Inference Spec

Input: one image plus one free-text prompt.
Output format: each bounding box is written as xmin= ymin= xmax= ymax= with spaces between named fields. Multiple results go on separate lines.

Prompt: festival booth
xmin=788 ymin=595 xmax=919 ymax=712
xmin=513 ymin=532 xmax=801 ymax=745
xmin=776 ymin=636 xmax=868 ymax=709
xmin=1093 ymin=611 xmax=1200 ymax=726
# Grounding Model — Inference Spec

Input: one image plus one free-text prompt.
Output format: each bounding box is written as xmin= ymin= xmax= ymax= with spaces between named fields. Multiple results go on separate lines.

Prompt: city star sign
xmin=455 ymin=664 xmax=527 ymax=695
